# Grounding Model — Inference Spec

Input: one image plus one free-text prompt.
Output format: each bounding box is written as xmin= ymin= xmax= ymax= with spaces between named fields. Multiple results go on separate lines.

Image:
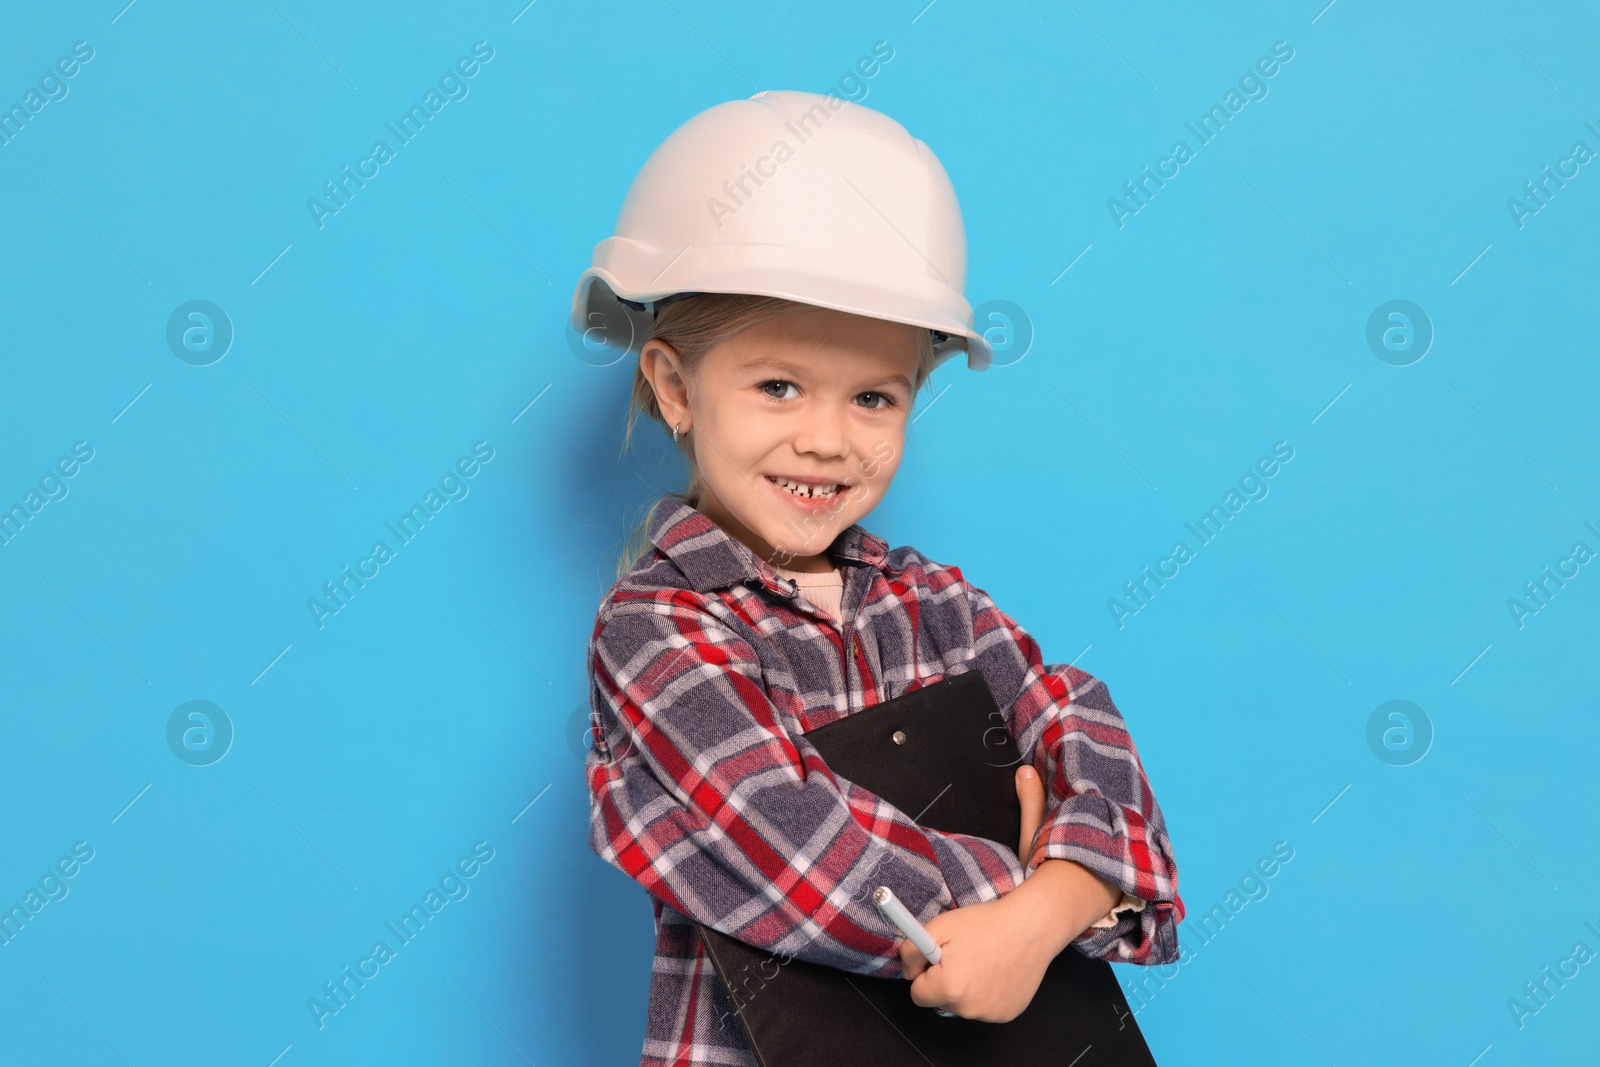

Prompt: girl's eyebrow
xmin=743 ymin=356 xmax=911 ymax=392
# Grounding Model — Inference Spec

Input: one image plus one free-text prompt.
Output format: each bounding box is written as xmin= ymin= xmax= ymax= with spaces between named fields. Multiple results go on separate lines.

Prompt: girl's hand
xmin=897 ymin=895 xmax=1053 ymax=1022
xmin=1015 ymin=765 xmax=1046 ymax=865
xmin=893 ymin=769 xmax=1125 ymax=1021
xmin=889 ymin=768 xmax=1051 ymax=1022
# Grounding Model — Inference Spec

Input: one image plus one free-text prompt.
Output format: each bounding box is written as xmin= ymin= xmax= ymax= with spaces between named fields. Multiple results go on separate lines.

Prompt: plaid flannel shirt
xmin=585 ymin=496 xmax=1184 ymax=1067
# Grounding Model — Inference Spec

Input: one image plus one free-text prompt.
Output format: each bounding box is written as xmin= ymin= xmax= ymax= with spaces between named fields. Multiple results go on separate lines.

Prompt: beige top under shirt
xmin=769 ymin=561 xmax=1142 ymax=932
xmin=773 ymin=563 xmax=846 ymax=623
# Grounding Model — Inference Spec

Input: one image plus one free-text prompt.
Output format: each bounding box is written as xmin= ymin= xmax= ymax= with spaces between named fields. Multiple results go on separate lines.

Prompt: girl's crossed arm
xmin=954 ymin=569 xmax=1185 ymax=967
xmin=584 ymin=592 xmax=1030 ymax=977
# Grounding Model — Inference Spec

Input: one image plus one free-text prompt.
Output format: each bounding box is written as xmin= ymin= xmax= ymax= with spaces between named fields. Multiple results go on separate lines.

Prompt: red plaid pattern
xmin=585 ymin=497 xmax=1184 ymax=1066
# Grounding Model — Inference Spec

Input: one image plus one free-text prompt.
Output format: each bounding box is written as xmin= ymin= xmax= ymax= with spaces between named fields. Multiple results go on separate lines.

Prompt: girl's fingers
xmin=899 ymin=939 xmax=928 ymax=980
xmin=1015 ymin=765 xmax=1046 ymax=861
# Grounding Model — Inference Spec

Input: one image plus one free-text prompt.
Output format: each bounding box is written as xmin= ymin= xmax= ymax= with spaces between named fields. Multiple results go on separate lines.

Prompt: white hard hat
xmin=570 ymin=89 xmax=992 ymax=372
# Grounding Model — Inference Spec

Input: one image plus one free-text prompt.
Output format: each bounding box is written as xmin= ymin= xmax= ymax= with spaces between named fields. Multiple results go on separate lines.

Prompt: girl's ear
xmin=640 ymin=338 xmax=691 ymax=428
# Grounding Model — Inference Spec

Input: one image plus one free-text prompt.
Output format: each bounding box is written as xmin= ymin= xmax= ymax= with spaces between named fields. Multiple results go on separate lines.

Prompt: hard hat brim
xmin=571 ymin=266 xmax=992 ymax=372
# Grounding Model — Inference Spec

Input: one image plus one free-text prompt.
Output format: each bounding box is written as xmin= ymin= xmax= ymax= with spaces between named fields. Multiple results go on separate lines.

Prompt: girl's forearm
xmin=1002 ymin=858 xmax=1122 ymax=957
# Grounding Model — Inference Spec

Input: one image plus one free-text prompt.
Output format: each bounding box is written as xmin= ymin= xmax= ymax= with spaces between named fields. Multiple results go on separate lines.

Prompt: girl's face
xmin=643 ymin=307 xmax=920 ymax=573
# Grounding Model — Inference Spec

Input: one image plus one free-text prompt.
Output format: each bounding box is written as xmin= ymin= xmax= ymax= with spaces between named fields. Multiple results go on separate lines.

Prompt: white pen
xmin=874 ymin=887 xmax=957 ymax=1016
xmin=873 ymin=885 xmax=942 ymax=965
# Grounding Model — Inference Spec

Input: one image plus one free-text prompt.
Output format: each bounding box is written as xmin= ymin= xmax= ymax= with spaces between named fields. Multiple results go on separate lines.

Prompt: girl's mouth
xmin=765 ymin=475 xmax=846 ymax=511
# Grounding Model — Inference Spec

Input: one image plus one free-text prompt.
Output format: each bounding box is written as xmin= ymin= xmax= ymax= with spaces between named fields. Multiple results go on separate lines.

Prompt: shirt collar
xmin=645 ymin=495 xmax=889 ymax=595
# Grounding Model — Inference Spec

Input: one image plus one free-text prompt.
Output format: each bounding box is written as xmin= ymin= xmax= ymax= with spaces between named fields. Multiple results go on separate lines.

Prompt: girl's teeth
xmin=771 ymin=476 xmax=838 ymax=499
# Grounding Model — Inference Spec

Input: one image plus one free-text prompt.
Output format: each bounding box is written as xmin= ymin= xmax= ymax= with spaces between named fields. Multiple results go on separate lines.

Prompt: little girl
xmin=577 ymin=90 xmax=1183 ymax=1067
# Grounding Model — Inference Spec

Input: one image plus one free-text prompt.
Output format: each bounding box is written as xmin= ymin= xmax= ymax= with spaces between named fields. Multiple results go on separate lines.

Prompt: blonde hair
xmin=613 ymin=293 xmax=937 ymax=577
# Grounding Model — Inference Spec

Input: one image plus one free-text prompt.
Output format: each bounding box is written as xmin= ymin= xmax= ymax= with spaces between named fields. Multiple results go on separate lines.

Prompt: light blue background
xmin=2 ymin=1 xmax=1596 ymax=1064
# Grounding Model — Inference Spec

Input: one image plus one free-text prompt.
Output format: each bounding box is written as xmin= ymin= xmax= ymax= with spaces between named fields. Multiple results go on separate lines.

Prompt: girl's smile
xmin=765 ymin=473 xmax=846 ymax=503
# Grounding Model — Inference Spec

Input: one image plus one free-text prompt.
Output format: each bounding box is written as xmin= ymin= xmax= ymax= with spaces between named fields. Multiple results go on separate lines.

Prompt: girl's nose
xmin=791 ymin=404 xmax=849 ymax=459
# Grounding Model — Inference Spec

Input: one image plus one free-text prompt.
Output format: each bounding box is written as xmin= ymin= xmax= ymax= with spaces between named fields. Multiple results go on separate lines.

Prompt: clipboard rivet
xmin=892 ymin=730 xmax=907 ymax=745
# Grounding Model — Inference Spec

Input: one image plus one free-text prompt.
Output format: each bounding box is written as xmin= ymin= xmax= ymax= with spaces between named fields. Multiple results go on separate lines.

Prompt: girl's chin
xmin=755 ymin=519 xmax=841 ymax=563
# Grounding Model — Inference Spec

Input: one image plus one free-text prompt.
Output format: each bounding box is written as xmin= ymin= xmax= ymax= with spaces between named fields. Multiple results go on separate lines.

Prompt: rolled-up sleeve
xmin=584 ymin=593 xmax=1026 ymax=979
xmin=959 ymin=574 xmax=1184 ymax=965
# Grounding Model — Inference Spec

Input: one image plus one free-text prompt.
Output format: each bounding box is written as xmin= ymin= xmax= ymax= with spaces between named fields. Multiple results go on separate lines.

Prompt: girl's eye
xmin=857 ymin=391 xmax=896 ymax=411
xmin=759 ymin=380 xmax=799 ymax=400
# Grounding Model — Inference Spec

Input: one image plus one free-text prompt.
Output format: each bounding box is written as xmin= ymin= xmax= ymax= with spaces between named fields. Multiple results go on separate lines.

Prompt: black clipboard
xmin=694 ymin=668 xmax=1159 ymax=1066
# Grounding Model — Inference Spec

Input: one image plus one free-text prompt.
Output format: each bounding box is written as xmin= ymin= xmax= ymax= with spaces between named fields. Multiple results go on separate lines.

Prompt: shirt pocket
xmin=882 ymin=669 xmax=949 ymax=702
